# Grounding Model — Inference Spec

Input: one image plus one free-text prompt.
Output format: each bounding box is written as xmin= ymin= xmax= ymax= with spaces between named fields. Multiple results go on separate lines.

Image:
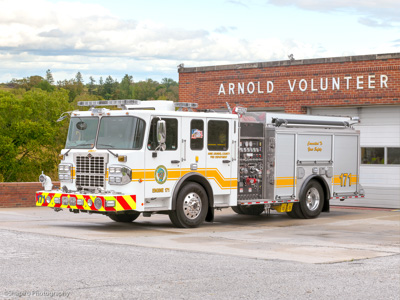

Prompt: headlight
xmin=58 ymin=163 xmax=73 ymax=182
xmin=108 ymin=165 xmax=131 ymax=185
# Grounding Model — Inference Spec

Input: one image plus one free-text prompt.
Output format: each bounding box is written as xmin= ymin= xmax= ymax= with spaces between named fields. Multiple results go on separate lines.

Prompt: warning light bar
xmin=77 ymin=100 xmax=141 ymax=107
xmin=174 ymin=102 xmax=198 ymax=111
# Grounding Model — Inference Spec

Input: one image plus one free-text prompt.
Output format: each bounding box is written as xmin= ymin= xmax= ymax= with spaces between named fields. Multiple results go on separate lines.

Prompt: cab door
xmin=205 ymin=118 xmax=237 ymax=206
xmin=180 ymin=116 xmax=206 ymax=178
xmin=144 ymin=116 xmax=181 ymax=206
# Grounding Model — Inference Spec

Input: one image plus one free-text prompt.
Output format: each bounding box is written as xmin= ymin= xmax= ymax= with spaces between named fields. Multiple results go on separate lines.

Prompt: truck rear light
xmin=77 ymin=199 xmax=84 ymax=206
xmin=87 ymin=199 xmax=93 ymax=207
xmin=62 ymin=196 xmax=68 ymax=205
xmin=46 ymin=196 xmax=51 ymax=204
xmin=69 ymin=198 xmax=76 ymax=206
xmin=54 ymin=197 xmax=60 ymax=204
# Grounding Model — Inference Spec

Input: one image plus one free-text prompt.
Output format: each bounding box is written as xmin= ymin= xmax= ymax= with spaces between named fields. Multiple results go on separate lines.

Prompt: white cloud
xmin=0 ymin=0 xmax=327 ymax=82
xmin=267 ymin=0 xmax=400 ymax=27
xmin=0 ymin=0 xmax=397 ymax=83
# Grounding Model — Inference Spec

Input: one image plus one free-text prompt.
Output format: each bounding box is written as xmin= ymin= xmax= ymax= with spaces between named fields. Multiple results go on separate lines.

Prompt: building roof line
xmin=178 ymin=52 xmax=400 ymax=73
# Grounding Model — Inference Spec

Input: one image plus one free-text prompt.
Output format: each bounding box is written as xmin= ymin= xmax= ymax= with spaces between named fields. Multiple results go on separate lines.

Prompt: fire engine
xmin=36 ymin=100 xmax=365 ymax=227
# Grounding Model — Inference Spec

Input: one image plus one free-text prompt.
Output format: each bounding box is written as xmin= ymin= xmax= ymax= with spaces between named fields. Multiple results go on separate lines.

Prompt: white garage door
xmin=309 ymin=106 xmax=400 ymax=209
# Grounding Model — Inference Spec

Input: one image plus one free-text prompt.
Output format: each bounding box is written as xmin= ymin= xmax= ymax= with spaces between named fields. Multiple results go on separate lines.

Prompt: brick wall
xmin=178 ymin=53 xmax=400 ymax=113
xmin=0 ymin=182 xmax=59 ymax=208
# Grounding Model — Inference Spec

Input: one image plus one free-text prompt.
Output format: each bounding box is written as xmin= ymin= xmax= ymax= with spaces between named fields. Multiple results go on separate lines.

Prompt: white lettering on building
xmin=218 ymin=84 xmax=226 ymax=95
xmin=218 ymin=74 xmax=389 ymax=95
xmin=381 ymin=75 xmax=388 ymax=88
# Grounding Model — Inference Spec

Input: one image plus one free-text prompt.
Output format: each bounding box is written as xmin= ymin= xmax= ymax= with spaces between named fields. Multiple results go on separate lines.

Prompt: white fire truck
xmin=36 ymin=100 xmax=365 ymax=227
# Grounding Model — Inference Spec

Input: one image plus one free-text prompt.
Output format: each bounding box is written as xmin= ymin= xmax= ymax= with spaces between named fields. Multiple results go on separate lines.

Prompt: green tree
xmin=133 ymin=79 xmax=159 ymax=100
xmin=102 ymin=75 xmax=119 ymax=99
xmin=156 ymin=78 xmax=179 ymax=101
xmin=88 ymin=76 xmax=96 ymax=95
xmin=46 ymin=69 xmax=54 ymax=84
xmin=57 ymin=78 xmax=84 ymax=102
xmin=0 ymin=89 xmax=72 ymax=182
xmin=119 ymin=74 xmax=133 ymax=99
xmin=75 ymin=72 xmax=84 ymax=84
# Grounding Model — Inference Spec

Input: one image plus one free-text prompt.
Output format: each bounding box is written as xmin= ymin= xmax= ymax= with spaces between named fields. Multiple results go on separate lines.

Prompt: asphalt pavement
xmin=0 ymin=206 xmax=399 ymax=299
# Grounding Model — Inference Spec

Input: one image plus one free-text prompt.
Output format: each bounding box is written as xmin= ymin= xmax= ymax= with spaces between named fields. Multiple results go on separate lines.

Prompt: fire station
xmin=178 ymin=53 xmax=400 ymax=209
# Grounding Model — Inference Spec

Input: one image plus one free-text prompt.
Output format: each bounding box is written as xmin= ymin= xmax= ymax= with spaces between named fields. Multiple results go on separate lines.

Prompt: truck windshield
xmin=97 ymin=116 xmax=145 ymax=149
xmin=65 ymin=117 xmax=98 ymax=149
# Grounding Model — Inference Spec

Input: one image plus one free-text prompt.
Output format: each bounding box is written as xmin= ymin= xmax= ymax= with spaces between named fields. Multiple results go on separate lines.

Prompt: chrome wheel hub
xmin=306 ymin=187 xmax=320 ymax=211
xmin=183 ymin=192 xmax=202 ymax=219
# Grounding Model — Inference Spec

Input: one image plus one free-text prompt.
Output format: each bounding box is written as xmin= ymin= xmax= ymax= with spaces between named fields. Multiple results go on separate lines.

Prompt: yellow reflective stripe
xmin=275 ymin=177 xmax=296 ymax=188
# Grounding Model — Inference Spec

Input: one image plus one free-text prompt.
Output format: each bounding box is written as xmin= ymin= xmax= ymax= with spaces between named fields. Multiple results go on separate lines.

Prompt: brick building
xmin=179 ymin=53 xmax=400 ymax=208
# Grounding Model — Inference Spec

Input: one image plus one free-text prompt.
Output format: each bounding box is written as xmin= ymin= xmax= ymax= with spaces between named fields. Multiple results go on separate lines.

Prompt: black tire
xmin=299 ymin=180 xmax=324 ymax=219
xmin=286 ymin=203 xmax=305 ymax=219
xmin=108 ymin=212 xmax=140 ymax=223
xmin=231 ymin=206 xmax=244 ymax=214
xmin=169 ymin=182 xmax=208 ymax=228
xmin=239 ymin=204 xmax=265 ymax=215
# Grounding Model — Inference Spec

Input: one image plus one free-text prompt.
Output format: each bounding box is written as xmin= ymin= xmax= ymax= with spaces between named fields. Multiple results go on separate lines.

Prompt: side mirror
xmin=156 ymin=120 xmax=166 ymax=150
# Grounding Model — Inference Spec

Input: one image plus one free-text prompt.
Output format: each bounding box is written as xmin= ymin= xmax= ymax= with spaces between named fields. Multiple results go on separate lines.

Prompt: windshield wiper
xmin=97 ymin=144 xmax=115 ymax=148
xmin=67 ymin=143 xmax=94 ymax=149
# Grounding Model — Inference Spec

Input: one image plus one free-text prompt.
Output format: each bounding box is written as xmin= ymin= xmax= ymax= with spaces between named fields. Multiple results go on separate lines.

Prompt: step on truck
xmin=36 ymin=100 xmax=365 ymax=227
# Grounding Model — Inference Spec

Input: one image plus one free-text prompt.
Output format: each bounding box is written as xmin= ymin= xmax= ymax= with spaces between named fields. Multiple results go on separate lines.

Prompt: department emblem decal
xmin=155 ymin=165 xmax=168 ymax=184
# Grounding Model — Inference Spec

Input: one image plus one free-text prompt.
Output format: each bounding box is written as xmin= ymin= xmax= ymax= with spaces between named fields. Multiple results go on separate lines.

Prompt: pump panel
xmin=238 ymin=122 xmax=264 ymax=201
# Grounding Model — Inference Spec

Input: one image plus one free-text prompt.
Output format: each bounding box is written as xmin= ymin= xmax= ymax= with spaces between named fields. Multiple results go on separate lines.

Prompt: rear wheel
xmin=286 ymin=202 xmax=304 ymax=219
xmin=299 ymin=180 xmax=324 ymax=219
xmin=108 ymin=212 xmax=140 ymax=223
xmin=169 ymin=182 xmax=208 ymax=228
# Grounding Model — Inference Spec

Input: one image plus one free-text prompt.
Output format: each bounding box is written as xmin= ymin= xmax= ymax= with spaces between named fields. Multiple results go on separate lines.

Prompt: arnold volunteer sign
xmin=218 ymin=74 xmax=390 ymax=95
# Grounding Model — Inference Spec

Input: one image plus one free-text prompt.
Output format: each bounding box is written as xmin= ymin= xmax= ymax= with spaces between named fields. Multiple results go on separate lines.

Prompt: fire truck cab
xmin=36 ymin=100 xmax=364 ymax=227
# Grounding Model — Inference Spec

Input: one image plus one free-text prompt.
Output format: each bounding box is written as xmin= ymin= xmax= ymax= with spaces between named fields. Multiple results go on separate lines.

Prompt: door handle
xmin=223 ymin=160 xmax=231 ymax=164
xmin=171 ymin=160 xmax=180 ymax=164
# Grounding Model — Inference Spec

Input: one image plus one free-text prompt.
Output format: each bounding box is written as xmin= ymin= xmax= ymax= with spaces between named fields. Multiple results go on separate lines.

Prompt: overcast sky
xmin=0 ymin=0 xmax=399 ymax=83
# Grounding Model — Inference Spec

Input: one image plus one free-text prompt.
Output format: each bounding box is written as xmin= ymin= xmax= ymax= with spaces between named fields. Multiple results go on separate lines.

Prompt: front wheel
xmin=299 ymin=180 xmax=324 ymax=219
xmin=169 ymin=182 xmax=208 ymax=228
xmin=108 ymin=212 xmax=140 ymax=223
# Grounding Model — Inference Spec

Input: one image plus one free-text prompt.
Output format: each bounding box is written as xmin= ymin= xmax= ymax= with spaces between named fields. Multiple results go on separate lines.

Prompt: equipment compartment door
xmin=275 ymin=133 xmax=296 ymax=198
xmin=333 ymin=135 xmax=359 ymax=195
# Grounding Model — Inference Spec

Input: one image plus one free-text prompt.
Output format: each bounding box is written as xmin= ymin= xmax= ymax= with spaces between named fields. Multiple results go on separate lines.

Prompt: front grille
xmin=76 ymin=156 xmax=105 ymax=174
xmin=74 ymin=154 xmax=108 ymax=189
xmin=76 ymin=175 xmax=105 ymax=188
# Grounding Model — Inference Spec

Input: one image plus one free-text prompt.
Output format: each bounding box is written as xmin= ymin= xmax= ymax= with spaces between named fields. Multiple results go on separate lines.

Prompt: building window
xmin=387 ymin=147 xmax=400 ymax=165
xmin=208 ymin=120 xmax=229 ymax=151
xmin=190 ymin=119 xmax=204 ymax=150
xmin=147 ymin=118 xmax=178 ymax=151
xmin=361 ymin=147 xmax=400 ymax=165
xmin=361 ymin=147 xmax=384 ymax=164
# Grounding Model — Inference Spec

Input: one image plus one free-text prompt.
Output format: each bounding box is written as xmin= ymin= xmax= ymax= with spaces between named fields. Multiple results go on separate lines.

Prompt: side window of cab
xmin=147 ymin=118 xmax=178 ymax=150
